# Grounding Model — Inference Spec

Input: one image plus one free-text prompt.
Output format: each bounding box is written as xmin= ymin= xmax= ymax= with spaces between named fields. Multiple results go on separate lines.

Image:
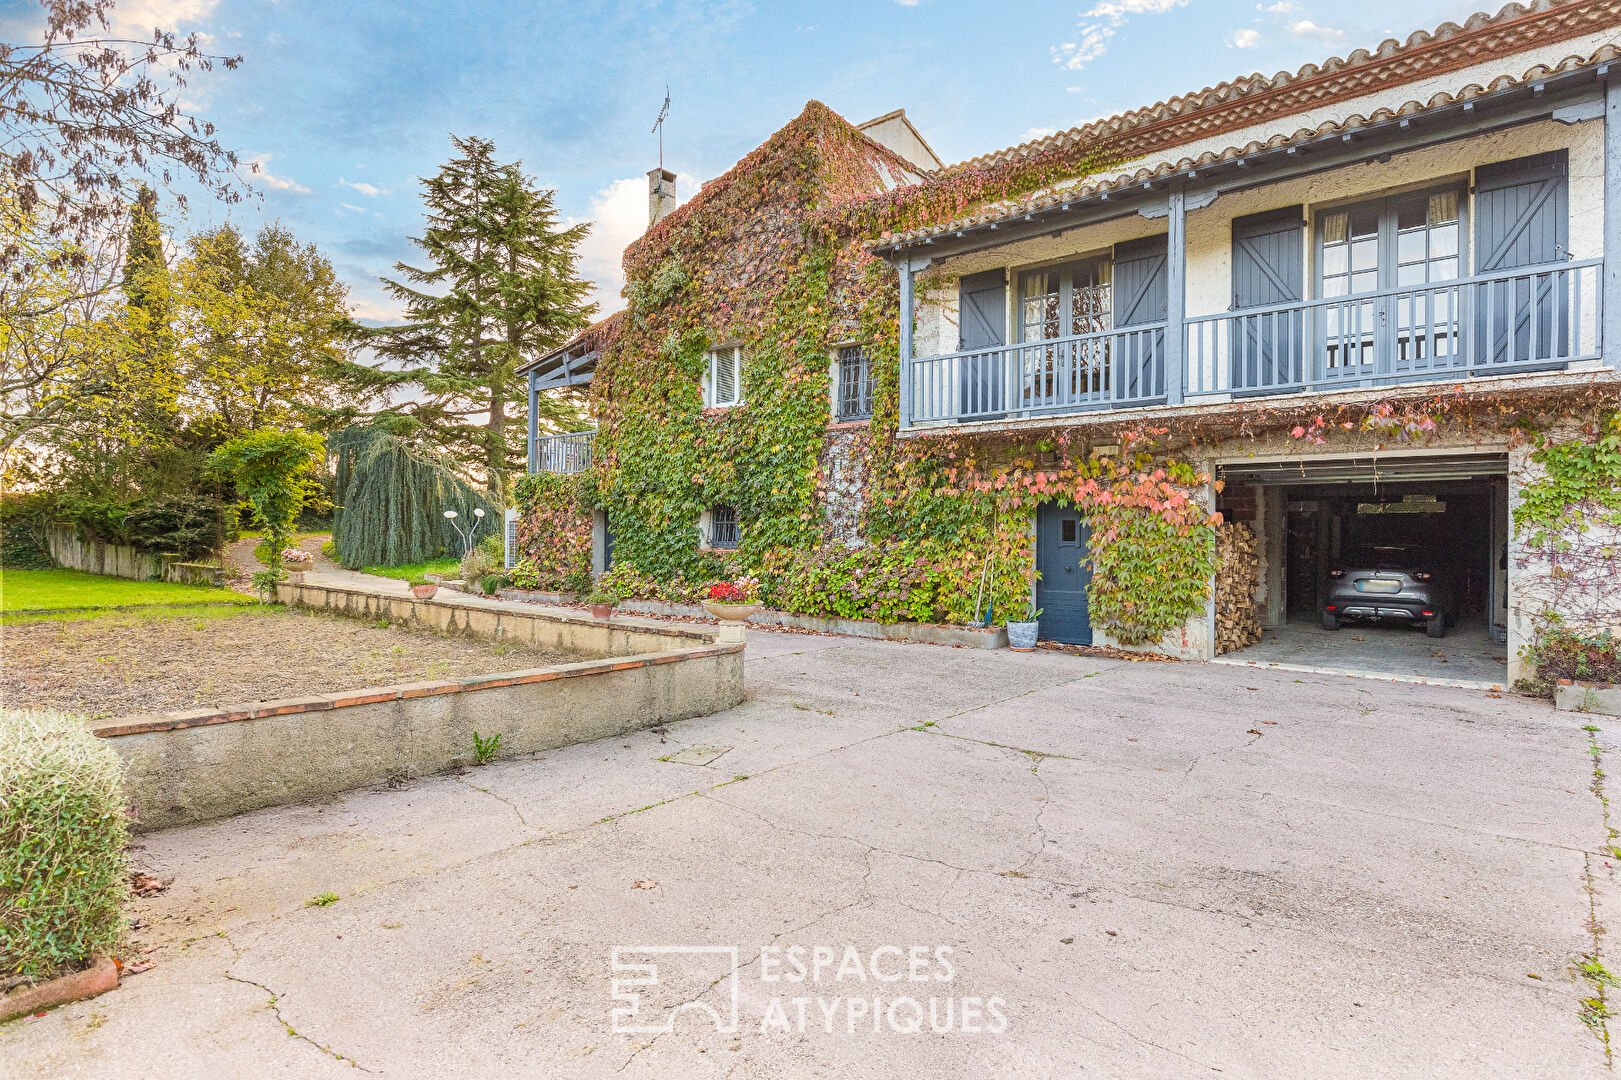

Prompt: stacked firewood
xmin=1214 ymin=522 xmax=1262 ymax=655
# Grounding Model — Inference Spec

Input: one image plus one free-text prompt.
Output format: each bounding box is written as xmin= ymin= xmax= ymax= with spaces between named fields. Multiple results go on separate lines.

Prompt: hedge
xmin=0 ymin=709 xmax=129 ymax=980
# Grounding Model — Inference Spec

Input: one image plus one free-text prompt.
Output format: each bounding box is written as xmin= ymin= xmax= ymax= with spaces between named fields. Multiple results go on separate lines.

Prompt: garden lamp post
xmin=443 ymin=507 xmax=487 ymax=558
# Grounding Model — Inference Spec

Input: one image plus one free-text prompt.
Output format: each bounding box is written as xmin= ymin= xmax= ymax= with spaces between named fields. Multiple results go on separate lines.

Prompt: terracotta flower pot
xmin=410 ymin=583 xmax=438 ymax=600
xmin=588 ymin=602 xmax=614 ymax=620
xmin=702 ymin=600 xmax=762 ymax=622
xmin=0 ymin=958 xmax=119 ymax=1023
xmin=286 ymin=569 xmax=307 ymax=585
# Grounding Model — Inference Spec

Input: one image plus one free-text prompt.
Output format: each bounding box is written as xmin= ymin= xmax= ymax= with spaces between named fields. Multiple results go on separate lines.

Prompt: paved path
xmin=2 ymin=625 xmax=1612 ymax=1078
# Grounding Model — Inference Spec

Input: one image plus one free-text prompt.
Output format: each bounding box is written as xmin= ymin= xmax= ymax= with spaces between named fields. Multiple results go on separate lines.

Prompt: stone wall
xmin=91 ymin=584 xmax=746 ymax=830
xmin=818 ymin=425 xmax=871 ymax=545
xmin=43 ymin=524 xmax=225 ymax=586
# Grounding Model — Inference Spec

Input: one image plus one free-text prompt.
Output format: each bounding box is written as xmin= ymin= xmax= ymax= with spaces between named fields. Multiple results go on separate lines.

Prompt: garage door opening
xmin=1215 ymin=454 xmax=1509 ymax=687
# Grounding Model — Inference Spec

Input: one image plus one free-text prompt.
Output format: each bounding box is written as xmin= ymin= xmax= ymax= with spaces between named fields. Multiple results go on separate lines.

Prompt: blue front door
xmin=1036 ymin=504 xmax=1092 ymax=645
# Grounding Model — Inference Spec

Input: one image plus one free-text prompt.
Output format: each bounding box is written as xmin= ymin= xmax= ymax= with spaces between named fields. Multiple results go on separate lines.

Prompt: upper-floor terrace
xmin=876 ymin=18 xmax=1621 ymax=435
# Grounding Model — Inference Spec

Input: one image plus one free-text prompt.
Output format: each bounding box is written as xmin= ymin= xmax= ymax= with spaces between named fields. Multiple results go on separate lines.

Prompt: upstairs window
xmin=705 ymin=346 xmax=744 ymax=407
xmin=835 ymin=344 xmax=874 ymax=421
xmin=709 ymin=505 xmax=740 ymax=549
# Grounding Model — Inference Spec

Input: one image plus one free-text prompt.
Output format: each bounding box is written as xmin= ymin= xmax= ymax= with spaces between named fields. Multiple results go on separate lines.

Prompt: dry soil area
xmin=0 ymin=607 xmax=584 ymax=717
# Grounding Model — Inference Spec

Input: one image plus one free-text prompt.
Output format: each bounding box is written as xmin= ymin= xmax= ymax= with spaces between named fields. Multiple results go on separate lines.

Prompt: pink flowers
xmin=281 ymin=548 xmax=313 ymax=565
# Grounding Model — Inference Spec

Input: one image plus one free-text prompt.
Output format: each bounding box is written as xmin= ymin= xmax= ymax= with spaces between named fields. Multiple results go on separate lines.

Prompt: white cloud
xmin=1230 ymin=28 xmax=1261 ymax=48
xmin=109 ymin=0 xmax=220 ymax=37
xmin=894 ymin=0 xmax=921 ymax=6
xmin=339 ymin=177 xmax=384 ymax=198
xmin=337 ymin=202 xmax=370 ymax=214
xmin=1052 ymin=0 xmax=1190 ymax=72
xmin=1260 ymin=1 xmax=1298 ymax=11
xmin=242 ymin=153 xmax=310 ymax=195
xmin=1289 ymin=19 xmax=1347 ymax=44
xmin=572 ymin=172 xmax=699 ymax=315
xmin=1023 ymin=126 xmax=1058 ymax=141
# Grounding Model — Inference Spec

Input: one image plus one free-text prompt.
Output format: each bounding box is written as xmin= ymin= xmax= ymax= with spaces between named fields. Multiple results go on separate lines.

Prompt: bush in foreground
xmin=0 ymin=709 xmax=128 ymax=980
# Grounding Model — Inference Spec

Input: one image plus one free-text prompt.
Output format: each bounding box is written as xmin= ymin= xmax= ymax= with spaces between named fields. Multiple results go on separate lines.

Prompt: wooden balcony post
xmin=1606 ymin=75 xmax=1621 ymax=367
xmin=1165 ymin=181 xmax=1188 ymax=404
xmin=897 ymin=260 xmax=915 ymax=429
xmin=527 ymin=371 xmax=539 ymax=474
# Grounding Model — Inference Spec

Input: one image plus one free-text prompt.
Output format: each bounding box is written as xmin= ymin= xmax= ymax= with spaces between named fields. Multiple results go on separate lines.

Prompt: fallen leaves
xmin=124 ymin=959 xmax=156 ymax=975
xmin=632 ymin=880 xmax=659 ymax=890
xmin=129 ymin=872 xmax=168 ymax=897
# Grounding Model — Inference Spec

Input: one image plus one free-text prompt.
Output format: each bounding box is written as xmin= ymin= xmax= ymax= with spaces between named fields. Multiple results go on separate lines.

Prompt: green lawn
xmin=359 ymin=557 xmax=460 ymax=582
xmin=0 ymin=569 xmax=250 ymax=613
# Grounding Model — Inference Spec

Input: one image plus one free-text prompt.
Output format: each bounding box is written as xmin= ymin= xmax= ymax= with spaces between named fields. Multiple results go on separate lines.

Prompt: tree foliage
xmin=0 ymin=0 xmax=246 ymax=267
xmin=206 ymin=428 xmax=322 ymax=580
xmin=352 ymin=135 xmax=594 ymax=502
xmin=331 ymin=425 xmax=500 ymax=570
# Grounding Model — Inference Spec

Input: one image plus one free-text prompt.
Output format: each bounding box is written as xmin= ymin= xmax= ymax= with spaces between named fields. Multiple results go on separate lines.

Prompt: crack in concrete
xmin=219 ymin=932 xmax=371 ymax=1072
xmin=1576 ymin=722 xmax=1615 ymax=1068
xmin=455 ymin=776 xmax=548 ymax=834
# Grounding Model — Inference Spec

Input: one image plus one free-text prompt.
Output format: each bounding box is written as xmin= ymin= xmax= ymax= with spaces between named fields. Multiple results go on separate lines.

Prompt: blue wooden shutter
xmin=1112 ymin=235 xmax=1167 ymax=400
xmin=1230 ymin=206 xmax=1304 ymax=392
xmin=1474 ymin=150 xmax=1568 ymax=366
xmin=957 ymin=269 xmax=1005 ymax=418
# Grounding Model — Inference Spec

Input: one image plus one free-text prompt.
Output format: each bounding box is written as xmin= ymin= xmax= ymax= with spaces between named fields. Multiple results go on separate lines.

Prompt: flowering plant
xmin=708 ymin=575 xmax=761 ymax=603
xmin=281 ymin=548 xmax=314 ymax=565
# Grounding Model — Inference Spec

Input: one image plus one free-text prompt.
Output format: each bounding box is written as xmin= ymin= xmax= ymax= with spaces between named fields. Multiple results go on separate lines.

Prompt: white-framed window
xmin=704 ymin=346 xmax=744 ymax=407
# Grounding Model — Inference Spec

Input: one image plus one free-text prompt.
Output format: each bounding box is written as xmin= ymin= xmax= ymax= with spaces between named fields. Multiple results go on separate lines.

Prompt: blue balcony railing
xmin=901 ymin=259 xmax=1602 ymax=428
xmin=535 ymin=430 xmax=593 ymax=474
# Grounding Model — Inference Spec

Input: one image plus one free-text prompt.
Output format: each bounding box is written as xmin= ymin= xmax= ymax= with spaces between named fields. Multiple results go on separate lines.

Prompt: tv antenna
xmin=652 ymin=86 xmax=670 ymax=169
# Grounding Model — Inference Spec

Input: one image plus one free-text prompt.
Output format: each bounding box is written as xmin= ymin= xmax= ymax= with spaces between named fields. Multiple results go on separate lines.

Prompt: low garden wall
xmin=44 ymin=524 xmax=225 ymax=585
xmin=90 ymin=583 xmax=744 ymax=830
xmin=494 ymin=588 xmax=1009 ymax=649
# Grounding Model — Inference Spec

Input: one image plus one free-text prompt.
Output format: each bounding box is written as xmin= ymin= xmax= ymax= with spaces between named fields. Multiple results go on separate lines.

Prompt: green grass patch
xmin=360 ymin=557 xmax=459 ymax=582
xmin=0 ymin=569 xmax=249 ymax=613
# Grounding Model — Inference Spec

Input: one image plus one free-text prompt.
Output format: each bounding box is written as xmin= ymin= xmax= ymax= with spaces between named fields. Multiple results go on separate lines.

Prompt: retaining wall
xmin=91 ymin=584 xmax=744 ymax=830
xmin=44 ymin=524 xmax=226 ymax=585
xmin=494 ymin=588 xmax=1009 ymax=649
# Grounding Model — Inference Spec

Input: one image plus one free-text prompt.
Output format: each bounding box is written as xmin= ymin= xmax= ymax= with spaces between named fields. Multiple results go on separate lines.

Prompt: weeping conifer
xmin=331 ymin=425 xmax=501 ymax=568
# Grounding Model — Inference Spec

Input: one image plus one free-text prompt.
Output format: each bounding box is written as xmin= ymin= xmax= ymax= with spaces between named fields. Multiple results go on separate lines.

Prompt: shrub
xmin=480 ymin=573 xmax=509 ymax=595
xmin=459 ymin=545 xmax=499 ymax=584
xmin=0 ymin=709 xmax=129 ymax=980
xmin=320 ymin=539 xmax=337 ymax=560
xmin=1518 ymin=624 xmax=1621 ymax=698
xmin=0 ymin=493 xmax=55 ymax=569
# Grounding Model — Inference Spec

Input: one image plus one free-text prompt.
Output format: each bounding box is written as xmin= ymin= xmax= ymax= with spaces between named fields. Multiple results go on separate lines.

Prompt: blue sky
xmin=9 ymin=0 xmax=1489 ymax=321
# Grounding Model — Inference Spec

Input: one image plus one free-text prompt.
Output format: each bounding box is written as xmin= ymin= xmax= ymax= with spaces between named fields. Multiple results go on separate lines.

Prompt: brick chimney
xmin=647 ymin=168 xmax=677 ymax=226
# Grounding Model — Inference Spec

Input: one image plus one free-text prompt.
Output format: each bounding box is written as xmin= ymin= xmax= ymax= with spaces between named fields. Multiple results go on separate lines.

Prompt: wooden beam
xmin=1165 ymin=181 xmax=1187 ymax=406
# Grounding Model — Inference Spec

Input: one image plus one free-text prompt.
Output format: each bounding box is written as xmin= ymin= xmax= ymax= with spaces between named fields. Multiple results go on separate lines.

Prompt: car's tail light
xmin=1422 ymin=610 xmax=1435 ymax=617
xmin=1413 ymin=571 xmax=1432 ymax=581
xmin=1325 ymin=604 xmax=1337 ymax=611
xmin=1328 ymin=569 xmax=1345 ymax=578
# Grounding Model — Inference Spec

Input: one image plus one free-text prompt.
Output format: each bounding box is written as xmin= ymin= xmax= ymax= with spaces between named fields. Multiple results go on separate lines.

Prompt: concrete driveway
xmin=2 ymin=631 xmax=1612 ymax=1078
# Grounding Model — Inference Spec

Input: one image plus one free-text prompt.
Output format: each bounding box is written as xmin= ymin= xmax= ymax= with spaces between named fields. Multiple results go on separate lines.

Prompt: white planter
xmin=1006 ymin=621 xmax=1039 ymax=652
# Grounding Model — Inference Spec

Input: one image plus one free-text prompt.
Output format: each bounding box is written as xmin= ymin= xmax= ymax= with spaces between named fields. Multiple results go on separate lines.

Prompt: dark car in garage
xmin=1321 ymin=543 xmax=1458 ymax=638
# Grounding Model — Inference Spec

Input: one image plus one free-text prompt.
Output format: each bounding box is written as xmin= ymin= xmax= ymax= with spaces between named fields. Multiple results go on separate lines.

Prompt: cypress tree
xmin=352 ymin=136 xmax=595 ymax=503
xmin=120 ymin=186 xmax=165 ymax=309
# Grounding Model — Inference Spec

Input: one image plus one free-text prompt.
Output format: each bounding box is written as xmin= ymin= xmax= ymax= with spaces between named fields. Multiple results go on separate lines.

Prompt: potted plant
xmin=702 ymin=576 xmax=764 ymax=623
xmin=408 ymin=576 xmax=438 ymax=600
xmin=1006 ymin=603 xmax=1042 ymax=653
xmin=282 ymin=547 xmax=313 ymax=585
xmin=584 ymin=584 xmax=620 ymax=620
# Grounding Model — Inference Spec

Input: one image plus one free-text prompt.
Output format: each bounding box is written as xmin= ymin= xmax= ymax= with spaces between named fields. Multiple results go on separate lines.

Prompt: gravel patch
xmin=0 ymin=606 xmax=588 ymax=718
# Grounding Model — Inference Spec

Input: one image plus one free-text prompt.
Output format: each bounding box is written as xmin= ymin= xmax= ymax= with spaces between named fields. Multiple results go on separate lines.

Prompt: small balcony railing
xmin=907 ymin=323 xmax=1168 ymax=425
xmin=1185 ymin=259 xmax=1602 ymax=396
xmin=536 ymin=430 xmax=593 ymax=474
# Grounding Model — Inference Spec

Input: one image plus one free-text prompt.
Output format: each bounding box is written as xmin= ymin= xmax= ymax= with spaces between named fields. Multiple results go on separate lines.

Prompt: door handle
xmin=1064 ymin=566 xmax=1073 ymax=573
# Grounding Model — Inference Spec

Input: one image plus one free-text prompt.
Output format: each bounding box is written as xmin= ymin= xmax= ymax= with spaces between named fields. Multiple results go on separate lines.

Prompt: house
xmin=521 ymin=0 xmax=1621 ymax=689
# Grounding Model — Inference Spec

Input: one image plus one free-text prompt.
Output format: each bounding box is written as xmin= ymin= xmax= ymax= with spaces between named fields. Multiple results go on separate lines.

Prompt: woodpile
xmin=1214 ymin=522 xmax=1262 ymax=655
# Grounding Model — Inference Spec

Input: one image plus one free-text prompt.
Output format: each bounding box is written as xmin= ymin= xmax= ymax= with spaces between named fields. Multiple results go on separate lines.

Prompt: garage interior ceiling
xmin=1217 ymin=453 xmax=1508 ymax=486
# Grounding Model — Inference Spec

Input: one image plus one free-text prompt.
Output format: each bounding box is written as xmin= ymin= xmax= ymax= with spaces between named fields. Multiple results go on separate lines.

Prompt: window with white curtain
xmin=704 ymin=346 xmax=744 ymax=407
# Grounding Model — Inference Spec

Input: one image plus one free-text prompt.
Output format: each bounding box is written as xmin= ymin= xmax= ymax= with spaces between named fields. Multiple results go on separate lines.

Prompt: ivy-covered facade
xmin=519 ymin=2 xmax=1621 ymax=689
